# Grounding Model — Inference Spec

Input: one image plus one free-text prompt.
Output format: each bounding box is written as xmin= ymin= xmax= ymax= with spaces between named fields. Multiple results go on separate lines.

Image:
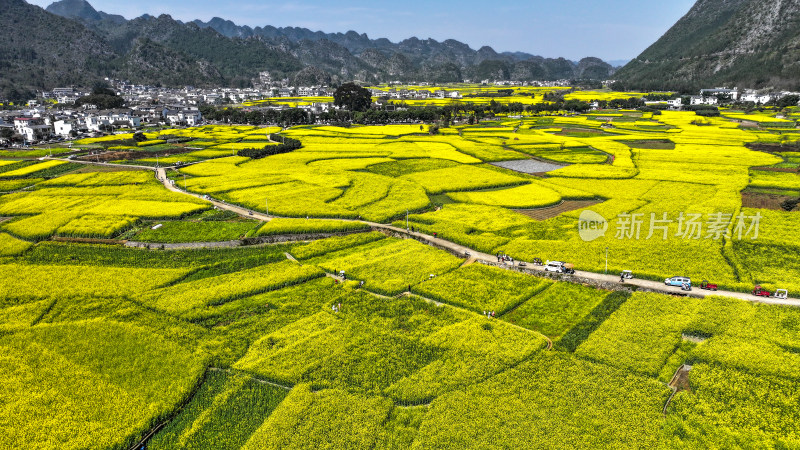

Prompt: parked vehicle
xmin=753 ymin=286 xmax=789 ymax=299
xmin=752 ymin=285 xmax=771 ymax=297
xmin=532 ymin=258 xmax=543 ymax=266
xmin=544 ymin=261 xmax=564 ymax=272
xmin=681 ymin=282 xmax=692 ymax=292
xmin=665 ymin=276 xmax=692 ymax=287
xmin=699 ymin=280 xmax=718 ymax=291
xmin=518 ymin=261 xmax=527 ymax=267
xmin=621 ymin=270 xmax=634 ymax=279
xmin=544 ymin=261 xmax=575 ymax=274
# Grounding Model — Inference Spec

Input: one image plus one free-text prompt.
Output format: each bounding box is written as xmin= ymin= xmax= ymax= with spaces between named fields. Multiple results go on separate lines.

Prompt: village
xmin=1 ymin=73 xmax=798 ymax=147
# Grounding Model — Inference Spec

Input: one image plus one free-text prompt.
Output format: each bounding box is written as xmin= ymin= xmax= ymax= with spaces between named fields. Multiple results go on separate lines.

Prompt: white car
xmin=665 ymin=276 xmax=691 ymax=287
xmin=544 ymin=261 xmax=564 ymax=272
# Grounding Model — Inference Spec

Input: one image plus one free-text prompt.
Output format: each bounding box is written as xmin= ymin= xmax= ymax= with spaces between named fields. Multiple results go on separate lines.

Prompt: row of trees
xmin=237 ymin=135 xmax=303 ymax=159
xmin=199 ymin=105 xmax=313 ymax=126
xmin=200 ymin=96 xmax=600 ymax=129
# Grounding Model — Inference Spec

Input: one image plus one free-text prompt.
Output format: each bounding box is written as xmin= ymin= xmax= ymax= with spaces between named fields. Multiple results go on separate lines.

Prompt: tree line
xmin=237 ymin=134 xmax=303 ymax=159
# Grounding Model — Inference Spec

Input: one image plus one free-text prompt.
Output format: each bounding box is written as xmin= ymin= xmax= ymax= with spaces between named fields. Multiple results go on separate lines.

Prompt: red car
xmin=753 ymin=285 xmax=771 ymax=297
xmin=700 ymin=280 xmax=718 ymax=291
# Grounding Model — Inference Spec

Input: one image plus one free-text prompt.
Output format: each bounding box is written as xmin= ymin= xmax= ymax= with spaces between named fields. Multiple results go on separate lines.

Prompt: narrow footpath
xmin=156 ymin=167 xmax=273 ymax=222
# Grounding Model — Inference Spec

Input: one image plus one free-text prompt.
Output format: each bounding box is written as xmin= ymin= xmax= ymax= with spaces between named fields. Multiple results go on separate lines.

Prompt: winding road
xmin=151 ymin=167 xmax=800 ymax=307
xmin=43 ymin=158 xmax=797 ymax=309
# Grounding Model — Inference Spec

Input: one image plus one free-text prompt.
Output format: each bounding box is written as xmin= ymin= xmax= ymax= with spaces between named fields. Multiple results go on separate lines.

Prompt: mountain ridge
xmin=616 ymin=0 xmax=800 ymax=91
xmin=0 ymin=0 xmax=616 ymax=100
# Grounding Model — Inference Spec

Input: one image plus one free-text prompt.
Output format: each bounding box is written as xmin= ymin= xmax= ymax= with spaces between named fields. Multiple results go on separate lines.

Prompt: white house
xmin=690 ymin=96 xmax=718 ymax=106
xmin=667 ymin=98 xmax=682 ymax=108
xmin=84 ymin=115 xmax=109 ymax=132
xmin=53 ymin=120 xmax=75 ymax=138
xmin=740 ymin=91 xmax=773 ymax=104
xmin=700 ymin=88 xmax=738 ymax=101
xmin=13 ymin=117 xmax=52 ymax=142
xmin=165 ymin=109 xmax=203 ymax=126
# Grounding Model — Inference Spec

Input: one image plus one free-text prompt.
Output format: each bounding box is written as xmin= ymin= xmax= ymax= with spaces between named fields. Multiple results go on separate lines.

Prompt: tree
xmin=333 ymin=83 xmax=372 ymax=112
xmin=92 ymin=86 xmax=116 ymax=97
xmin=780 ymin=198 xmax=799 ymax=212
xmin=75 ymin=91 xmax=125 ymax=110
xmin=777 ymin=94 xmax=800 ymax=109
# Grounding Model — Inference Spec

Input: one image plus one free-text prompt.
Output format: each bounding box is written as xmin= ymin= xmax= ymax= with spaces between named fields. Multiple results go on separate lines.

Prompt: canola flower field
xmin=2 ymin=104 xmax=800 ymax=448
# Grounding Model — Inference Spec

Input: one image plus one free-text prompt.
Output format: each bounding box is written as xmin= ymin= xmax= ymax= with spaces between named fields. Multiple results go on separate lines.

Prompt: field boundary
xmin=515 ymin=199 xmax=604 ymax=220
xmin=125 ymin=229 xmax=371 ymax=250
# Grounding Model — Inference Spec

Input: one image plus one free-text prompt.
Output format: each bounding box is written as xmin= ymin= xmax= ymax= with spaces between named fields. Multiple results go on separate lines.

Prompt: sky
xmin=27 ymin=0 xmax=697 ymax=61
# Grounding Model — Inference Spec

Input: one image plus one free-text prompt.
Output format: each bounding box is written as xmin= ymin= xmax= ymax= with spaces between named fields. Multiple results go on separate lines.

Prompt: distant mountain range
xmin=0 ymin=0 xmax=618 ymax=100
xmin=616 ymin=0 xmax=800 ymax=91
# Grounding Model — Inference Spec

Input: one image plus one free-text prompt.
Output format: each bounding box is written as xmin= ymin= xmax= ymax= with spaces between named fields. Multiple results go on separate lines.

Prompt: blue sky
xmin=28 ymin=0 xmax=696 ymax=61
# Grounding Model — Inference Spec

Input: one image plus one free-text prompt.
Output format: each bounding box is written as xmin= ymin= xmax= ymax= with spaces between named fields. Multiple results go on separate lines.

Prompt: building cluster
xmin=4 ymin=74 xmax=800 ymax=147
xmin=112 ymin=80 xmax=331 ymax=106
xmin=689 ymin=88 xmax=800 ymax=106
xmin=369 ymin=88 xmax=463 ymax=100
xmin=0 ymin=104 xmax=203 ymax=145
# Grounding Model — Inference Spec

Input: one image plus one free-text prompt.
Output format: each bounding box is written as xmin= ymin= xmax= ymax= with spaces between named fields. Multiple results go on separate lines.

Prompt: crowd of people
xmin=496 ymin=253 xmax=514 ymax=264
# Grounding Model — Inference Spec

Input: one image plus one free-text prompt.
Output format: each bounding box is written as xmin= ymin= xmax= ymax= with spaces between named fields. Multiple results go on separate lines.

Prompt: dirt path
xmin=663 ymin=364 xmax=692 ymax=417
xmin=147 ymin=168 xmax=800 ymax=308
xmin=460 ymin=257 xmax=477 ymax=268
xmin=208 ymin=367 xmax=292 ymax=390
xmin=368 ymin=224 xmax=800 ymax=307
xmin=515 ymin=199 xmax=603 ymax=221
xmin=156 ymin=167 xmax=273 ymax=222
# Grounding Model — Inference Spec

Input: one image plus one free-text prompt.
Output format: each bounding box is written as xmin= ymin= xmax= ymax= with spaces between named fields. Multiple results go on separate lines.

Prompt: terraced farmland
xmin=3 ymin=106 xmax=800 ymax=448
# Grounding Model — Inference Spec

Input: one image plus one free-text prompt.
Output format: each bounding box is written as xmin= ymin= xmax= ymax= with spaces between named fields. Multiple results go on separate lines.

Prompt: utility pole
xmin=183 ymin=173 xmax=186 ymax=190
xmin=265 ymin=198 xmax=269 ymax=215
xmin=605 ymin=246 xmax=608 ymax=275
xmin=406 ymin=210 xmax=409 ymax=231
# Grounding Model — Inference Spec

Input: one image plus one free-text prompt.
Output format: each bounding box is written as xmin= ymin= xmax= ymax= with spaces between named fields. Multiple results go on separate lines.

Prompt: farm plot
xmin=412 ymin=263 xmax=551 ymax=314
xmin=412 ymin=352 xmax=670 ymax=449
xmin=149 ymin=369 xmax=289 ymax=449
xmin=141 ymin=260 xmax=324 ymax=315
xmin=307 ymin=238 xmax=463 ymax=295
xmin=256 ymin=218 xmax=370 ymax=236
xmin=0 ymin=170 xmax=210 ymax=240
xmin=135 ymin=220 xmax=260 ymax=243
xmin=503 ymin=282 xmax=611 ymax=338
xmin=0 ymin=319 xmax=205 ymax=449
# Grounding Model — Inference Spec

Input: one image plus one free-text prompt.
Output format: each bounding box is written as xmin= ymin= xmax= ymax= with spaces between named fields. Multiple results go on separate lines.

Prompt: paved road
xmin=150 ymin=168 xmax=800 ymax=308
